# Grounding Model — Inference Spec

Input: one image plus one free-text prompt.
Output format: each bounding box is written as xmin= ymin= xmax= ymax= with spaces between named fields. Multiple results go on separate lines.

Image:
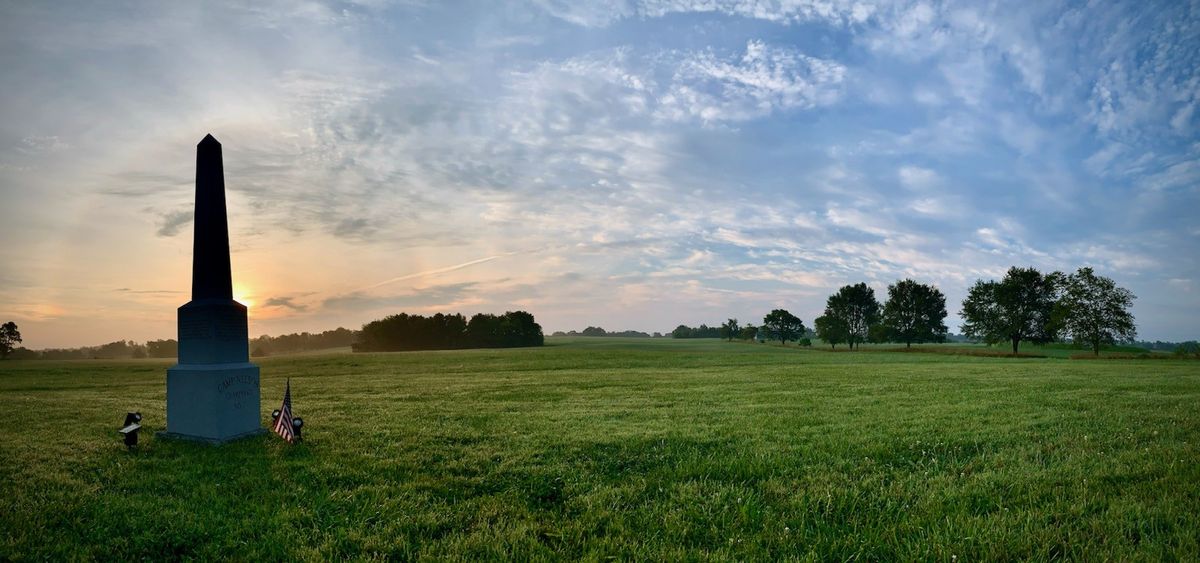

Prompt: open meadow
xmin=1 ymin=337 xmax=1198 ymax=560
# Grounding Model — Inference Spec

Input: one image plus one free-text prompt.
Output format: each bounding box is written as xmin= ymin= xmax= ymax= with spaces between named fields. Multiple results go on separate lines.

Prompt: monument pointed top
xmin=191 ymin=132 xmax=232 ymax=301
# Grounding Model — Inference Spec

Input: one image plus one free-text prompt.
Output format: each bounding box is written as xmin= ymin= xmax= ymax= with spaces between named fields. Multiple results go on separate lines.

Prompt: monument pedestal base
xmin=156 ymin=428 xmax=267 ymax=445
xmin=163 ymin=362 xmax=262 ymax=443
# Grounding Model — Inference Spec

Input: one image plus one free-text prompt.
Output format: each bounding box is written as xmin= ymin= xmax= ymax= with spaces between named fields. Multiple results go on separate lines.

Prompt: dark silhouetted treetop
xmin=671 ymin=324 xmax=721 ymax=338
xmin=814 ymin=314 xmax=848 ymax=349
xmin=146 ymin=339 xmax=180 ymax=358
xmin=354 ymin=311 xmax=542 ymax=352
xmin=250 ymin=328 xmax=357 ymax=357
xmin=881 ymin=279 xmax=948 ymax=348
xmin=761 ymin=309 xmax=805 ymax=345
xmin=720 ymin=318 xmax=740 ymax=342
xmin=822 ymin=283 xmax=880 ymax=350
xmin=1 ymin=321 xmax=22 ymax=359
xmin=1054 ymin=267 xmax=1136 ymax=356
xmin=960 ymin=266 xmax=1061 ymax=354
xmin=567 ymin=327 xmax=651 ymax=337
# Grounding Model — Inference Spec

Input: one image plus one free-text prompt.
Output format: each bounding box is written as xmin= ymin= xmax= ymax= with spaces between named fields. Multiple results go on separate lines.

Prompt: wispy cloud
xmin=322 ymin=282 xmax=479 ymax=312
xmin=1 ymin=0 xmax=1197 ymax=346
xmin=17 ymin=136 xmax=69 ymax=154
xmin=659 ymin=40 xmax=846 ymax=123
xmin=156 ymin=210 xmax=194 ymax=237
xmin=263 ymin=296 xmax=308 ymax=312
xmin=114 ymin=288 xmax=182 ymax=295
xmin=534 ymin=0 xmax=877 ymax=28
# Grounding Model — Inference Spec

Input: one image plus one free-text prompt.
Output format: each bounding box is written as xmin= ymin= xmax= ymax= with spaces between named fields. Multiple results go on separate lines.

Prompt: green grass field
xmin=1 ymin=337 xmax=1197 ymax=560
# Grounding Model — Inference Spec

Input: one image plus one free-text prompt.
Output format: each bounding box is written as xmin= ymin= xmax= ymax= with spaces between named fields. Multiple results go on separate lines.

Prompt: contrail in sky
xmin=357 ymin=255 xmax=503 ymax=292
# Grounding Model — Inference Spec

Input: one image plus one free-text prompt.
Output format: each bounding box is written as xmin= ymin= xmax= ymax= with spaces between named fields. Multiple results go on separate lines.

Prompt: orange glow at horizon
xmin=233 ymin=284 xmax=255 ymax=309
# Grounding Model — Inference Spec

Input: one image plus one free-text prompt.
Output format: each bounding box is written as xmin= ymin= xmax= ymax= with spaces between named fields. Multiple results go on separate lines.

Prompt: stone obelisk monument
xmin=161 ymin=134 xmax=264 ymax=443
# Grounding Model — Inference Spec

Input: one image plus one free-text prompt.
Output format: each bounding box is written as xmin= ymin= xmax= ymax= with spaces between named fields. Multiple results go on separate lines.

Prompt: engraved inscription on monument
xmin=217 ymin=373 xmax=257 ymax=410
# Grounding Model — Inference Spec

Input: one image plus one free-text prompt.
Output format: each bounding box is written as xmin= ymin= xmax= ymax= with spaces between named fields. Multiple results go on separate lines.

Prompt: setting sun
xmin=233 ymin=285 xmax=254 ymax=309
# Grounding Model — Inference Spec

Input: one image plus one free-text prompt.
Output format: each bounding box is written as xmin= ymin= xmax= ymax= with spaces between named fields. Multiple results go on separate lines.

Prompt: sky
xmin=1 ymin=0 xmax=1197 ymax=348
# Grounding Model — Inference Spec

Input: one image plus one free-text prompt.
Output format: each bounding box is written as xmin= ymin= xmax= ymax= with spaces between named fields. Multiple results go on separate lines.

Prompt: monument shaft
xmin=192 ymin=135 xmax=233 ymax=300
xmin=162 ymin=134 xmax=264 ymax=444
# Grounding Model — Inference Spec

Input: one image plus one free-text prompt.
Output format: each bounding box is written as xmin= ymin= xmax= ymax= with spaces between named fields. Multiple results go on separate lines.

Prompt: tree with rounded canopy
xmin=881 ymin=279 xmax=948 ymax=348
xmin=960 ymin=266 xmax=1061 ymax=354
xmin=814 ymin=315 xmax=848 ymax=349
xmin=0 ymin=321 xmax=21 ymax=359
xmin=1055 ymin=267 xmax=1136 ymax=356
xmin=762 ymin=309 xmax=805 ymax=345
xmin=823 ymin=283 xmax=880 ymax=350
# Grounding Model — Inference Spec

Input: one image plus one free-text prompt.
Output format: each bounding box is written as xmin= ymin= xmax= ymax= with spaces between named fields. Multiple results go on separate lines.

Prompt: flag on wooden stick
xmin=272 ymin=379 xmax=296 ymax=443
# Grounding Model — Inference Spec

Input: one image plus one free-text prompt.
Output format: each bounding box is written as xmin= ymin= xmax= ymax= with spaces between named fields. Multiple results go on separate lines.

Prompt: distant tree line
xmin=9 ymin=339 xmax=160 ymax=360
xmin=1135 ymin=340 xmax=1200 ymax=353
xmin=671 ymin=324 xmax=722 ymax=338
xmin=251 ymin=328 xmax=357 ymax=357
xmin=1169 ymin=342 xmax=1200 ymax=358
xmin=0 ymin=267 xmax=1177 ymax=359
xmin=5 ymin=338 xmax=179 ymax=360
xmin=718 ymin=266 xmax=1145 ymax=356
xmin=550 ymin=327 xmax=654 ymax=337
xmin=0 ymin=326 xmax=358 ymax=360
xmin=353 ymin=311 xmax=543 ymax=352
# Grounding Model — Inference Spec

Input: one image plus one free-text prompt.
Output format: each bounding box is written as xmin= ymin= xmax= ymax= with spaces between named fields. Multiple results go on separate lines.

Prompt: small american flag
xmin=273 ymin=379 xmax=296 ymax=443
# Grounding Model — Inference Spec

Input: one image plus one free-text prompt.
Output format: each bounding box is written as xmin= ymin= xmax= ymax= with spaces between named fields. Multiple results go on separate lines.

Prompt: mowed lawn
xmin=1 ymin=338 xmax=1197 ymax=560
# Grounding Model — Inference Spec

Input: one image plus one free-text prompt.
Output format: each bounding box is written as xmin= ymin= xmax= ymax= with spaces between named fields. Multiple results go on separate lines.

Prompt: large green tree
xmin=762 ymin=309 xmax=805 ymax=345
xmin=881 ymin=279 xmax=948 ymax=348
xmin=0 ymin=321 xmax=21 ymax=359
xmin=823 ymin=283 xmax=880 ymax=350
xmin=814 ymin=315 xmax=848 ymax=349
xmin=1055 ymin=267 xmax=1136 ymax=356
xmin=960 ymin=266 xmax=1060 ymax=354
